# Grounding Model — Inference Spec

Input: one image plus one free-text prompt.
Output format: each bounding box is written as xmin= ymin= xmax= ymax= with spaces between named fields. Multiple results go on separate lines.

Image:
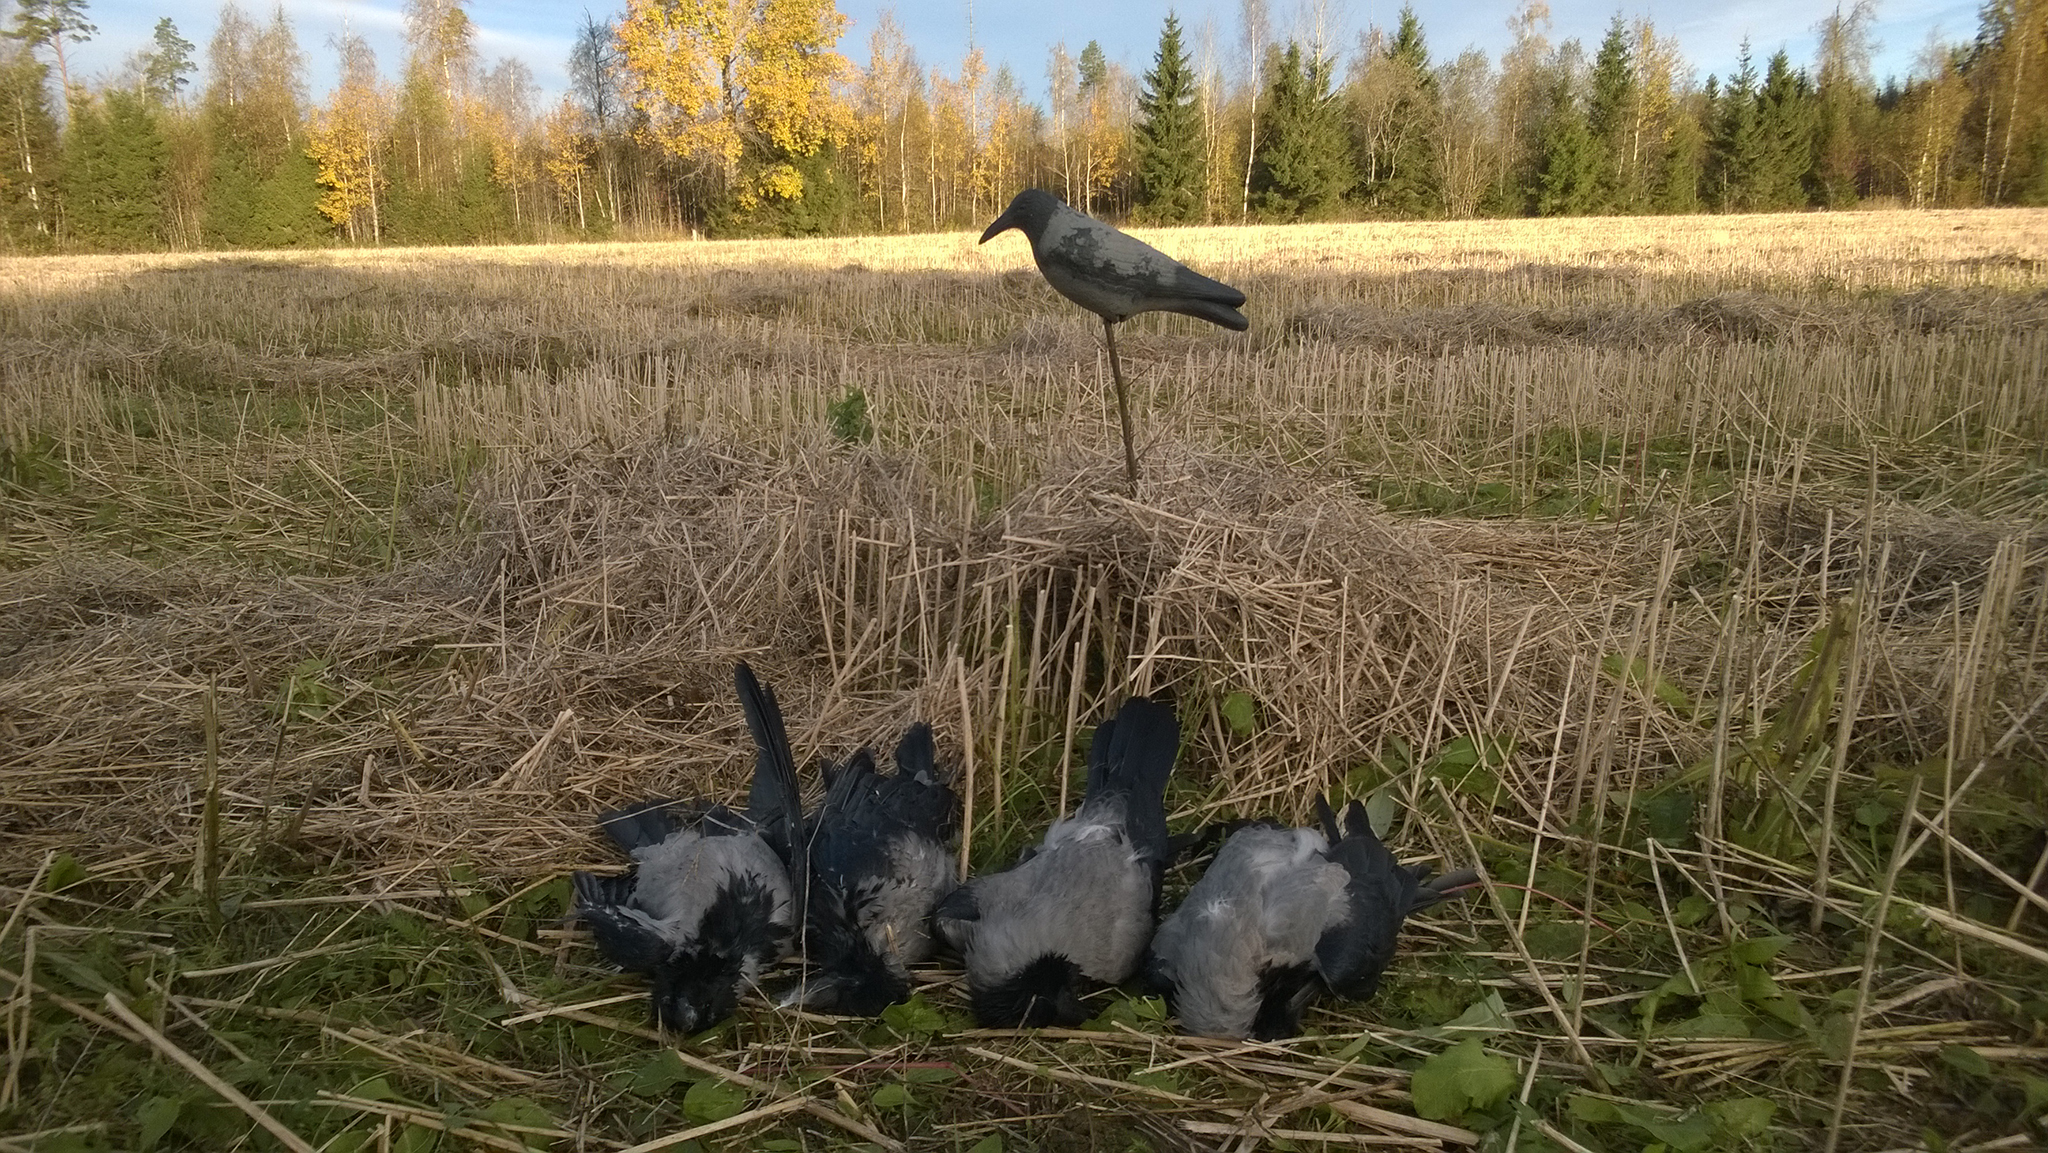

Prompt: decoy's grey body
xmin=572 ymin=663 xmax=807 ymax=1033
xmin=1145 ymin=797 xmax=1479 ymax=1040
xmin=979 ymin=189 xmax=1249 ymax=331
xmin=794 ymin=723 xmax=960 ymax=1015
xmin=980 ymin=189 xmax=1246 ymax=490
xmin=936 ymin=695 xmax=1179 ymax=1027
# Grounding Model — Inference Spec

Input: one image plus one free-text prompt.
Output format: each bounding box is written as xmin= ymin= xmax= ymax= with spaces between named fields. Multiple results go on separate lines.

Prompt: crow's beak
xmin=978 ymin=210 xmax=1015 ymax=245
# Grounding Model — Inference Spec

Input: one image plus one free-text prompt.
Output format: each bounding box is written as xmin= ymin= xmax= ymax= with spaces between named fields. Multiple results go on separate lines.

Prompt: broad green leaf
xmin=1221 ymin=692 xmax=1257 ymax=736
xmin=1811 ymin=1012 xmax=1855 ymax=1062
xmin=631 ymin=1050 xmax=693 ymax=1096
xmin=1365 ymin=788 xmax=1398 ymax=838
xmin=880 ymin=994 xmax=949 ymax=1038
xmin=46 ymin=853 xmax=88 ymax=890
xmin=1409 ymin=1039 xmax=1517 ymax=1121
xmin=1939 ymin=1045 xmax=1992 ymax=1079
xmin=1437 ymin=993 xmax=1511 ymax=1036
xmin=1730 ymin=935 xmax=1793 ymax=965
xmin=905 ymin=1067 xmax=958 ymax=1084
xmin=2019 ymin=1075 xmax=2048 ymax=1115
xmin=136 ymin=1095 xmax=182 ymax=1151
xmin=967 ymin=1136 xmax=1004 ymax=1153
xmin=1706 ymin=1097 xmax=1776 ymax=1139
xmin=392 ymin=1124 xmax=439 ymax=1153
xmin=870 ymin=1082 xmax=912 ymax=1110
xmin=1566 ymin=1093 xmax=1620 ymax=1124
xmin=682 ymin=1077 xmax=748 ymax=1124
xmin=1642 ymin=789 xmax=1694 ymax=844
xmin=476 ymin=1098 xmax=556 ymax=1151
xmin=1655 ymin=1013 xmax=1750 ymax=1039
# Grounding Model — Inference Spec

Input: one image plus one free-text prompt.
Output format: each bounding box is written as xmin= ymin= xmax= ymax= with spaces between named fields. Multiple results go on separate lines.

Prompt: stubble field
xmin=2 ymin=208 xmax=2046 ymax=1152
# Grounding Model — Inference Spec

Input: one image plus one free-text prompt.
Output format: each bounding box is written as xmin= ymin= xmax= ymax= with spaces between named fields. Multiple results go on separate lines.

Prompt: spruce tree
xmin=1709 ymin=45 xmax=1765 ymax=209
xmin=61 ymin=87 xmax=163 ymax=248
xmin=1654 ymin=101 xmax=1706 ymax=212
xmin=1369 ymin=5 xmax=1437 ymax=215
xmin=1133 ymin=12 xmax=1205 ymax=223
xmin=1253 ymin=42 xmax=1353 ymax=218
xmin=1754 ymin=49 xmax=1814 ymax=208
xmin=1586 ymin=14 xmax=1634 ymax=210
xmin=1535 ymin=77 xmax=1600 ymax=215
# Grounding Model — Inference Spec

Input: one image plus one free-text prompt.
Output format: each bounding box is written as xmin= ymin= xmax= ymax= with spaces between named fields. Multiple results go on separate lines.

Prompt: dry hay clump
xmin=0 ymin=437 xmax=1634 ymax=881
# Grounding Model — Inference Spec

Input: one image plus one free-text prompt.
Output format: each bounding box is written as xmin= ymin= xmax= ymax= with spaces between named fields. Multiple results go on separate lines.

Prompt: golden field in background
xmin=1 ymin=208 xmax=2044 ymax=1151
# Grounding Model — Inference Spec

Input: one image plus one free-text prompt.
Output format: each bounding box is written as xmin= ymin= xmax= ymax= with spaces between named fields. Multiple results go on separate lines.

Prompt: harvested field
xmin=2 ymin=208 xmax=2046 ymax=1151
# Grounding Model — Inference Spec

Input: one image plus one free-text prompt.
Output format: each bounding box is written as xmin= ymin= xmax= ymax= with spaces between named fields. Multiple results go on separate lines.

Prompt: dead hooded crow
xmin=1144 ymin=797 xmax=1479 ymax=1040
xmin=935 ymin=695 xmax=1179 ymax=1027
xmin=571 ymin=663 xmax=807 ymax=1033
xmin=788 ymin=723 xmax=960 ymax=1015
xmin=979 ymin=189 xmax=1247 ymax=491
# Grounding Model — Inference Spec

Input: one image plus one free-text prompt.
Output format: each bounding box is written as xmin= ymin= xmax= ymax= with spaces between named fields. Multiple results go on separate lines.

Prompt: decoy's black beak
xmin=978 ymin=210 xmax=1015 ymax=245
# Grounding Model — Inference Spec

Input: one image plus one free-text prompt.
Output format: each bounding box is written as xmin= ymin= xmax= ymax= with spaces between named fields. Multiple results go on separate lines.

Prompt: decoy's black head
xmin=647 ymin=946 xmax=745 ymax=1035
xmin=979 ymin=189 xmax=1062 ymax=245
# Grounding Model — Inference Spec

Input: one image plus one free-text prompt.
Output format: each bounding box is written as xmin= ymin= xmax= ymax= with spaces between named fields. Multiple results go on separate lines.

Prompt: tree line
xmin=2 ymin=0 xmax=2044 ymax=253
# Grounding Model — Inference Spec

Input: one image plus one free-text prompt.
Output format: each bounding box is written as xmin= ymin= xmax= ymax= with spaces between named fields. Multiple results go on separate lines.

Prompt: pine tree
xmin=1132 ymin=12 xmax=1204 ymax=223
xmin=1253 ymin=41 xmax=1352 ymax=218
xmin=140 ymin=17 xmax=194 ymax=105
xmin=5 ymin=0 xmax=94 ymax=107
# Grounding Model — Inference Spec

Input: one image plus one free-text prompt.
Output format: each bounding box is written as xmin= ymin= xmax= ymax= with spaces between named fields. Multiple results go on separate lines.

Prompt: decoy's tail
xmin=1166 ymin=299 xmax=1250 ymax=332
xmin=734 ymin=662 xmax=809 ymax=928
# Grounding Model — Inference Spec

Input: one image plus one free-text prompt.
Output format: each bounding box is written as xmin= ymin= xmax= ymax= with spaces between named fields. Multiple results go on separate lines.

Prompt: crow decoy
xmin=1144 ymin=796 xmax=1479 ymax=1040
xmin=571 ymin=663 xmax=807 ymax=1033
xmin=789 ymin=722 xmax=961 ymax=1015
xmin=979 ymin=189 xmax=1248 ymax=492
xmin=935 ymin=695 xmax=1179 ymax=1026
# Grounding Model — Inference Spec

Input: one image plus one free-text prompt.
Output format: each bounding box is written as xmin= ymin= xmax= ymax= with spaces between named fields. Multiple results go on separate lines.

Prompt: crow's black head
xmin=648 ymin=946 xmax=745 ymax=1034
xmin=803 ymin=961 xmax=913 ymax=1018
xmin=972 ymin=954 xmax=1089 ymax=1027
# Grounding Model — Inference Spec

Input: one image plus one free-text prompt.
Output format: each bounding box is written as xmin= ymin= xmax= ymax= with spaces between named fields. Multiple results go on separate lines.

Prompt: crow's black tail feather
xmin=734 ymin=662 xmax=809 ymax=930
xmin=1083 ymin=695 xmax=1179 ymax=866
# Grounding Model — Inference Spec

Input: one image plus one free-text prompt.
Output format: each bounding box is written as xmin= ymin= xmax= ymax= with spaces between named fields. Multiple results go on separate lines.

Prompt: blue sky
xmin=64 ymin=0 xmax=1981 ymax=109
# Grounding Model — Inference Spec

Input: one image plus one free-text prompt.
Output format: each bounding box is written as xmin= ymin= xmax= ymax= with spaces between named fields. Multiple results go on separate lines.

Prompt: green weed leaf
xmin=967 ymin=1136 xmax=1004 ymax=1153
xmin=1410 ymin=1039 xmax=1516 ymax=1120
xmin=1939 ymin=1045 xmax=1991 ymax=1079
xmin=46 ymin=853 xmax=88 ymax=890
xmin=1221 ymin=691 xmax=1257 ymax=736
xmin=631 ymin=1050 xmax=694 ymax=1096
xmin=1706 ymin=1096 xmax=1776 ymax=1139
xmin=682 ymin=1077 xmax=748 ymax=1123
xmin=476 ymin=1097 xmax=556 ymax=1150
xmin=136 ymin=1095 xmax=182 ymax=1150
xmin=880 ymin=994 xmax=948 ymax=1038
xmin=870 ymin=1082 xmax=912 ymax=1109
